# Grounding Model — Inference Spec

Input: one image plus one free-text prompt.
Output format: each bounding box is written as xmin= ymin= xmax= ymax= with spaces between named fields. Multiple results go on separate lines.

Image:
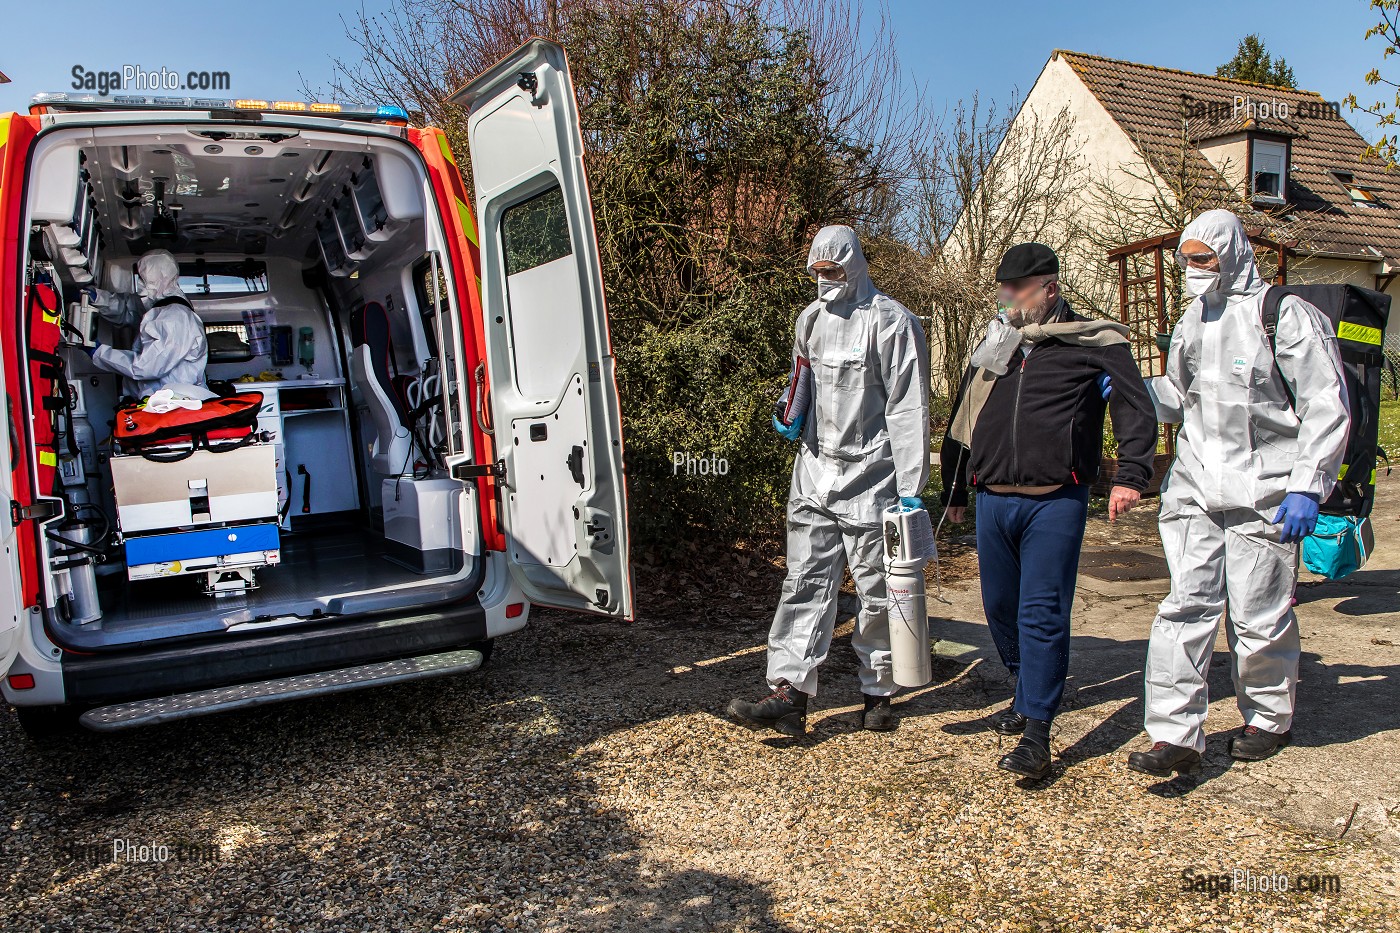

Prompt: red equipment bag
xmin=114 ymin=392 xmax=263 ymax=462
xmin=26 ymin=282 xmax=67 ymax=496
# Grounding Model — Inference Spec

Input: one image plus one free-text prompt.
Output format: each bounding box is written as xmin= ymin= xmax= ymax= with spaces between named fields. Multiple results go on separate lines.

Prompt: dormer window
xmin=1332 ymin=170 xmax=1384 ymax=207
xmin=1251 ymin=138 xmax=1288 ymax=203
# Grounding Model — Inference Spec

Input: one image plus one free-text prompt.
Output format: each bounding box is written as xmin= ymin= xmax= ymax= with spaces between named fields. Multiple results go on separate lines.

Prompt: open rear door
xmin=450 ymin=39 xmax=633 ymax=620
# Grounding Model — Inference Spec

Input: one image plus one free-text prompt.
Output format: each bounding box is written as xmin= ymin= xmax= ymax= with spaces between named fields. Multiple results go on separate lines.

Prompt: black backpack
xmin=1261 ymin=284 xmax=1391 ymax=517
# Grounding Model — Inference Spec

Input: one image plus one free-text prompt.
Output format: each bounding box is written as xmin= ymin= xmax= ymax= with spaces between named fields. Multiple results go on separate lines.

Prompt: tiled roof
xmin=1057 ymin=50 xmax=1400 ymax=264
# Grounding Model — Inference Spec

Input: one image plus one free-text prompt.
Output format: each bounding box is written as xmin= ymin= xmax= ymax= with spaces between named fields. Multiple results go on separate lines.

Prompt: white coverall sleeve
xmin=1148 ymin=315 xmax=1191 ymax=424
xmin=1273 ymin=296 xmax=1350 ymax=498
xmin=92 ymin=308 xmax=193 ymax=384
xmin=880 ymin=303 xmax=931 ymax=498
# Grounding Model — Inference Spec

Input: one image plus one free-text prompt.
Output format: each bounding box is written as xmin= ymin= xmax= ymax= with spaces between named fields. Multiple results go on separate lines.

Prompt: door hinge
xmin=11 ymin=499 xmax=61 ymax=525
xmin=452 ymin=460 xmax=506 ymax=481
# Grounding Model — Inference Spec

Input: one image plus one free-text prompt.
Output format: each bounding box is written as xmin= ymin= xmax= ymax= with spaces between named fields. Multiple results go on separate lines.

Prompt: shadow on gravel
xmin=0 ymin=635 xmax=801 ymax=933
xmin=1298 ymin=568 xmax=1400 ymax=615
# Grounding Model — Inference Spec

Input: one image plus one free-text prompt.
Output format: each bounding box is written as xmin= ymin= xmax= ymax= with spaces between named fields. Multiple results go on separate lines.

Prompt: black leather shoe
xmin=1229 ymin=726 xmax=1291 ymax=761
xmin=1127 ymin=742 xmax=1202 ymax=777
xmin=727 ymin=681 xmax=808 ymax=736
xmin=997 ymin=738 xmax=1052 ymax=780
xmin=992 ymin=705 xmax=1027 ymax=736
xmin=862 ymin=695 xmax=896 ymax=732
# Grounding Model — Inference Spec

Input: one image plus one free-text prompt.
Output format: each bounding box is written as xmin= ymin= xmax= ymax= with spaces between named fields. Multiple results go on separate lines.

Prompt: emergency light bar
xmin=29 ymin=92 xmax=411 ymax=124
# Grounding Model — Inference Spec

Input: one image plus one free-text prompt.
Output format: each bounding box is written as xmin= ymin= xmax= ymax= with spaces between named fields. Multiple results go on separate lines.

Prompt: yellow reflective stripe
xmin=1337 ymin=463 xmax=1378 ymax=484
xmin=436 ymin=132 xmax=455 ymax=165
xmin=38 ymin=451 xmax=57 ymax=466
xmin=457 ymin=198 xmax=478 ymax=247
xmin=1336 ymin=320 xmax=1382 ymax=346
xmin=0 ymin=114 xmax=9 ymax=194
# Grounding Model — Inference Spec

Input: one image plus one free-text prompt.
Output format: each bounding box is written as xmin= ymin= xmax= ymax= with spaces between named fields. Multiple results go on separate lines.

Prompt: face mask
xmin=1183 ymin=267 xmax=1220 ymax=298
xmin=970 ymin=316 xmax=1023 ymax=375
xmin=817 ymin=278 xmax=849 ymax=304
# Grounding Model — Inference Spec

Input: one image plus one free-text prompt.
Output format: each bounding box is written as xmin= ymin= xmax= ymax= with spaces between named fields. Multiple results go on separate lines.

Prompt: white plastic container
xmin=882 ymin=503 xmax=935 ymax=687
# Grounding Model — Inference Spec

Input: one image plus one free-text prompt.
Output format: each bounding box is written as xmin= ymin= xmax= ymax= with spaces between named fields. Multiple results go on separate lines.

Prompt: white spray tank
xmin=883 ymin=502 xmax=936 ymax=688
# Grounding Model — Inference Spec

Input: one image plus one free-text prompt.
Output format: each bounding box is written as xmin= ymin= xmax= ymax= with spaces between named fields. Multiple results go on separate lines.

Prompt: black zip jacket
xmin=939 ymin=299 xmax=1157 ymax=507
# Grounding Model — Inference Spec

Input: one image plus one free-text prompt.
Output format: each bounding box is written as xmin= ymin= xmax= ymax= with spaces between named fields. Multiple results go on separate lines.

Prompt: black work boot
xmin=727 ymin=681 xmax=808 ymax=736
xmin=997 ymin=718 xmax=1052 ymax=780
xmin=992 ymin=705 xmax=1027 ymax=736
xmin=862 ymin=694 xmax=896 ymax=732
xmin=1127 ymin=742 xmax=1202 ymax=777
xmin=1229 ymin=725 xmax=1291 ymax=761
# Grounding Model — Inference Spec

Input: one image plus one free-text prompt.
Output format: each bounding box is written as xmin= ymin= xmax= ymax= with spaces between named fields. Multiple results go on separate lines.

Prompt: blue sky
xmin=0 ymin=0 xmax=1391 ymax=141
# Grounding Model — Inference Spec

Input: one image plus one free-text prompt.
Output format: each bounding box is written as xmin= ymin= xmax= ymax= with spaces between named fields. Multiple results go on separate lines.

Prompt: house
xmin=1001 ymin=50 xmax=1400 ymax=343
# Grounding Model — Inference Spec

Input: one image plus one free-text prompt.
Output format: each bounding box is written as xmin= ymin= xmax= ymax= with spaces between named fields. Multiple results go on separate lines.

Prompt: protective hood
xmin=806 ymin=225 xmax=874 ymax=307
xmin=1176 ymin=209 xmax=1264 ymax=299
xmin=136 ymin=249 xmax=186 ymax=303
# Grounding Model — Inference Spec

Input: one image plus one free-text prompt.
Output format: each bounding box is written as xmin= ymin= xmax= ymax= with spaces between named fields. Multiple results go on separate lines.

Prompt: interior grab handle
xmin=473 ymin=363 xmax=495 ymax=437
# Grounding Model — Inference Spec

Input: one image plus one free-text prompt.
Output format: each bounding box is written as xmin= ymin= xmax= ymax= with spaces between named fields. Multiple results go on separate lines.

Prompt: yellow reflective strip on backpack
xmin=1337 ymin=463 xmax=1348 ymax=481
xmin=1336 ymin=320 xmax=1382 ymax=345
xmin=38 ymin=451 xmax=57 ymax=467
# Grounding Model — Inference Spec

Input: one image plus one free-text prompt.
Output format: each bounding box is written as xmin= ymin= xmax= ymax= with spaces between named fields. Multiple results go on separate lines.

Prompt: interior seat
xmin=350 ymin=301 xmax=414 ymax=475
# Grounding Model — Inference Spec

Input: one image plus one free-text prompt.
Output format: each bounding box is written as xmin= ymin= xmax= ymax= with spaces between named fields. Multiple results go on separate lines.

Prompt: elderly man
xmin=940 ymin=243 xmax=1157 ymax=780
xmin=727 ymin=225 xmax=930 ymax=737
xmin=1126 ymin=210 xmax=1349 ymax=777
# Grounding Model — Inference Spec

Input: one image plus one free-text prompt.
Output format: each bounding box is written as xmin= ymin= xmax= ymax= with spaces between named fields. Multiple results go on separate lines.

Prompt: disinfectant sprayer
xmin=883 ymin=501 xmax=937 ymax=688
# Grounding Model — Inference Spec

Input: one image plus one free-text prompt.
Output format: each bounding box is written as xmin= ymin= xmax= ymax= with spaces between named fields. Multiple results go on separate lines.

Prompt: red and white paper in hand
xmin=775 ymin=356 xmax=812 ymax=427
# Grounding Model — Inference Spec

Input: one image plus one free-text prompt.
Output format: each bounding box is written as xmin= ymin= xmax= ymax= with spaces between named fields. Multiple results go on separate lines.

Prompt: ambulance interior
xmin=22 ymin=123 xmax=485 ymax=649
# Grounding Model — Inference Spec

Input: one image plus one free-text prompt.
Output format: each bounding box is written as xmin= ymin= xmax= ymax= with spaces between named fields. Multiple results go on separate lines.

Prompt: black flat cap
xmin=995 ymin=243 xmax=1059 ymax=281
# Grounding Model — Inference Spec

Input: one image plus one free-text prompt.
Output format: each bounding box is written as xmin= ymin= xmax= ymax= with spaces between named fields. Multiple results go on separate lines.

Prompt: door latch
xmin=452 ymin=460 xmax=507 ymax=481
xmin=11 ymin=499 xmax=61 ymax=525
xmin=567 ymin=446 xmax=585 ymax=487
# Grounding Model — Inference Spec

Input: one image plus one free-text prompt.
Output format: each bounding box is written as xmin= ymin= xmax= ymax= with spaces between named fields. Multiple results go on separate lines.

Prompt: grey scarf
xmin=949 ymin=312 xmax=1130 ymax=448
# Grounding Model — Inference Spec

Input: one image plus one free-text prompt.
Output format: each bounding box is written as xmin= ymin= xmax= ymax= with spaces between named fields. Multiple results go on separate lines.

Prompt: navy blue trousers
xmin=975 ymin=485 xmax=1090 ymax=722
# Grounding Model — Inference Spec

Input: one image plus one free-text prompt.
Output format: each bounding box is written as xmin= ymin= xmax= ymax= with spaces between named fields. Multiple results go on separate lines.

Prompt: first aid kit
xmin=114 ymin=392 xmax=263 ymax=458
xmin=1302 ymin=515 xmax=1374 ymax=581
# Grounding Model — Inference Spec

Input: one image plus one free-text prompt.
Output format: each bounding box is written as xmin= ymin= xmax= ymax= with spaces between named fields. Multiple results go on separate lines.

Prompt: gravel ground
xmin=2 ymin=537 xmax=1398 ymax=930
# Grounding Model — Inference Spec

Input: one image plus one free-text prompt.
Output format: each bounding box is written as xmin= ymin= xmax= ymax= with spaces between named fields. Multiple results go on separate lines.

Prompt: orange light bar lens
xmin=233 ymin=99 xmax=269 ymax=110
xmin=272 ymin=101 xmax=307 ymax=112
xmin=309 ymin=102 xmax=342 ymax=113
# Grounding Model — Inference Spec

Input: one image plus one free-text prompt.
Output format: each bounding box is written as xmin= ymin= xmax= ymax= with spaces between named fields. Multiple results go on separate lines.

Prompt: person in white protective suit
xmin=727 ymin=225 xmax=930 ymax=736
xmin=1126 ymin=209 xmax=1349 ymax=777
xmin=86 ymin=250 xmax=209 ymax=399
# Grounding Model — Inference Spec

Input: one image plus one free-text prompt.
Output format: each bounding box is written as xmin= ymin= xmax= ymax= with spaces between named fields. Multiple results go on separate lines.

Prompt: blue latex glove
xmin=1097 ymin=372 xmax=1112 ymax=400
xmin=899 ymin=496 xmax=922 ymax=511
xmin=772 ymin=413 xmax=803 ymax=441
xmin=83 ymin=344 xmax=99 ymax=358
xmin=1272 ymin=492 xmax=1320 ymax=543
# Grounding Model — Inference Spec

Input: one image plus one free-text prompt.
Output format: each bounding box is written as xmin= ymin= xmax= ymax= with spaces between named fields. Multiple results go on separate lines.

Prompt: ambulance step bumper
xmin=77 ymin=649 xmax=484 ymax=732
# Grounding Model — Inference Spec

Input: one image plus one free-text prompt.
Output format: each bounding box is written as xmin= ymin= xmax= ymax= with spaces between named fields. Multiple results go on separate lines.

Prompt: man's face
xmin=1177 ymin=239 xmax=1220 ymax=271
xmin=998 ymin=275 xmax=1055 ymax=326
xmin=811 ymin=260 xmax=847 ymax=282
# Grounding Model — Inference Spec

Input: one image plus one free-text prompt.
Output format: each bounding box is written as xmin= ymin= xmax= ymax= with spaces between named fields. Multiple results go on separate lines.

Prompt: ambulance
xmin=0 ymin=39 xmax=632 ymax=736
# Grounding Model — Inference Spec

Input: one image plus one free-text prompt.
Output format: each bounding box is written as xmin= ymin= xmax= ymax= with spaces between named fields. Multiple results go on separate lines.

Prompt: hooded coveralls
xmin=91 ymin=250 xmax=209 ymax=399
xmin=1145 ymin=210 xmax=1349 ymax=752
xmin=765 ymin=226 xmax=931 ymax=697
